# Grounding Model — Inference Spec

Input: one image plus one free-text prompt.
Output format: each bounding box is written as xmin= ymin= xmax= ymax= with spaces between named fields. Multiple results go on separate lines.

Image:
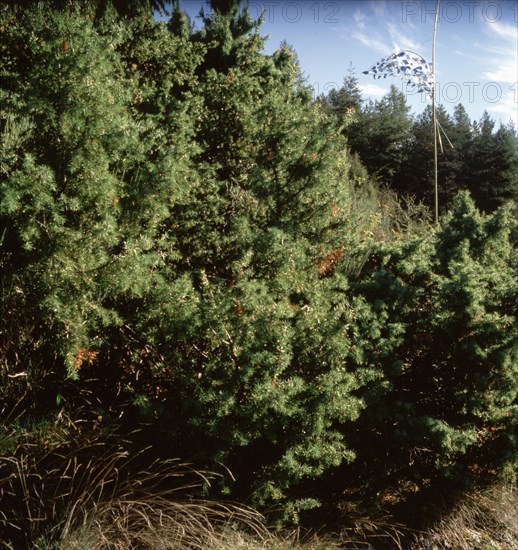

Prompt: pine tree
xmin=451 ymin=103 xmax=472 ymax=149
xmin=1 ymin=6 xmax=374 ymax=518
xmin=5 ymin=1 xmax=514 ymax=532
xmin=398 ymin=104 xmax=461 ymax=211
xmin=395 ymin=104 xmax=434 ymax=202
xmin=466 ymin=114 xmax=518 ymax=212
xmin=2 ymin=0 xmax=168 ymax=18
xmin=209 ymin=0 xmax=243 ymax=15
xmin=0 ymin=1 xmax=202 ymax=411
xmin=326 ymin=65 xmax=363 ymax=126
xmin=447 ymin=103 xmax=473 ymax=196
xmin=395 ymin=106 xmax=517 ymax=214
xmin=346 ymin=85 xmax=413 ymax=187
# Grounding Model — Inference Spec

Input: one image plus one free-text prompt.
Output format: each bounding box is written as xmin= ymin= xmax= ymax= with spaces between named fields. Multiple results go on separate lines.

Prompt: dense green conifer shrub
xmin=341 ymin=192 xmax=517 ymax=516
xmin=1 ymin=2 xmax=516 ymax=538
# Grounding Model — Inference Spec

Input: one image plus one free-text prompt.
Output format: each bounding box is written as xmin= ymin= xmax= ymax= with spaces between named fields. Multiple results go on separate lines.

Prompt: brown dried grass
xmin=0 ymin=417 xmax=269 ymax=549
xmin=2 ymin=414 xmax=515 ymax=549
xmin=409 ymin=484 xmax=518 ymax=550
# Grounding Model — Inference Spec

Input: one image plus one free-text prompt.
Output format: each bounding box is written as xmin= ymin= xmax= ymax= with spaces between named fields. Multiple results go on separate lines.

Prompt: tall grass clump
xmin=0 ymin=421 xmax=270 ymax=549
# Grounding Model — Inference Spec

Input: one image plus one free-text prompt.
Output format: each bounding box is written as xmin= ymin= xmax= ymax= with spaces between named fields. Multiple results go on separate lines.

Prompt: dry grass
xmin=62 ymin=522 xmax=352 ymax=550
xmin=58 ymin=497 xmax=272 ymax=550
xmin=1 ymin=414 xmax=516 ymax=550
xmin=409 ymin=484 xmax=518 ymax=550
xmin=0 ymin=418 xmax=350 ymax=550
xmin=0 ymin=418 xmax=269 ymax=550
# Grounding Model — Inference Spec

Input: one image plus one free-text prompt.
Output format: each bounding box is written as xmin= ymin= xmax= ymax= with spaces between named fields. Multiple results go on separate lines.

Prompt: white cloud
xmin=351 ymin=8 xmax=426 ymax=57
xmin=351 ymin=29 xmax=388 ymax=54
xmin=387 ymin=22 xmax=424 ymax=53
xmin=483 ymin=60 xmax=518 ymax=84
xmin=487 ymin=21 xmax=518 ymax=41
xmin=479 ymin=19 xmax=518 ymax=85
xmin=360 ymin=83 xmax=387 ymax=96
xmin=487 ymin=89 xmax=518 ymax=128
xmin=370 ymin=0 xmax=387 ymax=18
xmin=353 ymin=9 xmax=366 ymax=31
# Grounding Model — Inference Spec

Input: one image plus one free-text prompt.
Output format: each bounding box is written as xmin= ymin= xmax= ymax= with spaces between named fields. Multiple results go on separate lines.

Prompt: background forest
xmin=1 ymin=1 xmax=517 ymax=548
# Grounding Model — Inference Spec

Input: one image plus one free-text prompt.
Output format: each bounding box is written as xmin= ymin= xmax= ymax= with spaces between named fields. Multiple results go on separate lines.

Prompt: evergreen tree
xmin=0 ymin=3 xmax=140 ymax=388
xmin=395 ymin=104 xmax=434 ymax=202
xmin=2 ymin=1 xmax=516 ymax=535
xmin=1 ymin=0 xmax=168 ymax=17
xmin=447 ymin=103 xmax=473 ymax=195
xmin=346 ymin=85 xmax=413 ymax=187
xmin=326 ymin=65 xmax=363 ymax=126
xmin=466 ymin=114 xmax=518 ymax=212
xmin=0 ymin=0 xmax=203 ymax=413
xmin=133 ymin=6 xmax=374 ymax=515
xmin=209 ymin=0 xmax=243 ymax=15
xmin=395 ymin=105 xmax=517 ymax=215
xmin=20 ymin=3 xmax=372 ymax=516
xmin=397 ymin=104 xmax=458 ymax=211
xmin=451 ymin=103 xmax=473 ymax=149
xmin=341 ymin=193 xmax=518 ymax=518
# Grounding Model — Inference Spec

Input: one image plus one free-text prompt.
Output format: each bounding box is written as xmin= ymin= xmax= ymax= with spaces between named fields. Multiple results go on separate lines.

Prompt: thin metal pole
xmin=432 ymin=0 xmax=440 ymax=223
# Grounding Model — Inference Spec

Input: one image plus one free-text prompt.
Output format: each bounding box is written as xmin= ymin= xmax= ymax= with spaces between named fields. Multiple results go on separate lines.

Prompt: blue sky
xmin=175 ymin=1 xmax=518 ymax=128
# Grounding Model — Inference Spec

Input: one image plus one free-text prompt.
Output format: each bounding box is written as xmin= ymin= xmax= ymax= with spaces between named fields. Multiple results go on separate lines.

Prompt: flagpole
xmin=432 ymin=0 xmax=440 ymax=224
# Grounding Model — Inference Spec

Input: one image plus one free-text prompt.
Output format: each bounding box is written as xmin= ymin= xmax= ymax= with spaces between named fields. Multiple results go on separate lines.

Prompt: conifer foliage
xmin=325 ymin=79 xmax=518 ymax=215
xmin=343 ymin=192 xmax=517 ymax=510
xmin=0 ymin=1 xmax=516 ymax=538
xmin=0 ymin=1 xmax=366 ymax=516
xmin=1 ymin=5 xmax=138 ymax=385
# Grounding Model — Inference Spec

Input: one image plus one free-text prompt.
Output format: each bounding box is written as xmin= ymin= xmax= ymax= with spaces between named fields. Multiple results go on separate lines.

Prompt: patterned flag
xmin=363 ymin=50 xmax=433 ymax=96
